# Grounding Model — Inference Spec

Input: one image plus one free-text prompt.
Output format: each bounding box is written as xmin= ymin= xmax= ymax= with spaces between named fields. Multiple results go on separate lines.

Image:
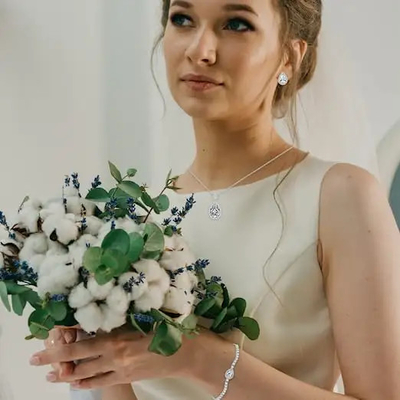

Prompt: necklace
xmin=188 ymin=145 xmax=295 ymax=221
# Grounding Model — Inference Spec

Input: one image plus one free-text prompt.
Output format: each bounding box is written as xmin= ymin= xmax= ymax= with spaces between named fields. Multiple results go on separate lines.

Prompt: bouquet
xmin=0 ymin=162 xmax=260 ymax=356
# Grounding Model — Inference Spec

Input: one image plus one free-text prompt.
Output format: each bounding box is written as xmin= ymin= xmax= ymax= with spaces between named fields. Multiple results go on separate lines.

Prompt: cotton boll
xmin=159 ymin=247 xmax=197 ymax=272
xmin=64 ymin=186 xmax=80 ymax=198
xmin=172 ymin=273 xmax=192 ymax=291
xmin=118 ymin=272 xmax=149 ymax=301
xmin=100 ymin=305 xmax=126 ymax=333
xmin=28 ymin=254 xmax=46 ymax=273
xmin=15 ymin=207 xmax=40 ymax=233
xmin=133 ymin=259 xmax=167 ymax=283
xmin=87 ymin=277 xmax=115 ymax=300
xmin=106 ymin=286 xmax=130 ymax=314
xmin=54 ymin=218 xmax=79 ymax=245
xmin=116 ymin=217 xmax=141 ymax=234
xmin=0 ymin=227 xmax=8 ymax=242
xmin=46 ymin=240 xmax=68 ymax=256
xmin=39 ymin=254 xmax=71 ymax=277
xmin=76 ymin=234 xmax=98 ymax=248
xmin=75 ymin=303 xmax=103 ymax=333
xmin=134 ymin=284 xmax=166 ymax=313
xmin=82 ymin=216 xmax=103 ymax=236
xmin=23 ymin=198 xmax=42 ymax=211
xmin=40 ymin=201 xmax=65 ymax=220
xmin=68 ymin=242 xmax=87 ymax=271
xmin=163 ymin=286 xmax=194 ymax=316
xmin=68 ymin=283 xmax=94 ymax=309
xmin=51 ymin=263 xmax=79 ymax=290
xmin=20 ymin=233 xmax=48 ymax=256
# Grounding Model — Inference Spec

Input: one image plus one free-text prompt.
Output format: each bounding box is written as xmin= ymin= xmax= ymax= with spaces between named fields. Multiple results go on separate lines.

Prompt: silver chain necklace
xmin=188 ymin=145 xmax=295 ymax=221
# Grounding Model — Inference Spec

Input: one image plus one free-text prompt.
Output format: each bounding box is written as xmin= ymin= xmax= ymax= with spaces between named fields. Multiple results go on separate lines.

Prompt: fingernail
xmin=64 ymin=331 xmax=74 ymax=344
xmin=29 ymin=356 xmax=40 ymax=366
xmin=46 ymin=372 xmax=56 ymax=382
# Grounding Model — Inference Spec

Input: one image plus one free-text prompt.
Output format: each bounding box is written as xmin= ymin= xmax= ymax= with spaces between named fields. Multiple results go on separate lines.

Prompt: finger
xmin=47 ymin=357 xmax=107 ymax=383
xmin=30 ymin=337 xmax=103 ymax=366
xmin=71 ymin=371 xmax=120 ymax=390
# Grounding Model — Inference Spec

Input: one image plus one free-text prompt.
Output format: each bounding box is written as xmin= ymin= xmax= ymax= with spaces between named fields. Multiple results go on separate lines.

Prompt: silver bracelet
xmin=213 ymin=343 xmax=240 ymax=400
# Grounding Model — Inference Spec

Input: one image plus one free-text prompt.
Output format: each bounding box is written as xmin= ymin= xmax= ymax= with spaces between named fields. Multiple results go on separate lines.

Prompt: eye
xmin=170 ymin=13 xmax=193 ymax=28
xmin=225 ymin=18 xmax=254 ymax=32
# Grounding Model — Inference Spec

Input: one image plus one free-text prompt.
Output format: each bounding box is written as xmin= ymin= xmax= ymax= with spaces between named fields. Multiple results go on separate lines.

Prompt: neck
xmin=187 ymin=117 xmax=290 ymax=189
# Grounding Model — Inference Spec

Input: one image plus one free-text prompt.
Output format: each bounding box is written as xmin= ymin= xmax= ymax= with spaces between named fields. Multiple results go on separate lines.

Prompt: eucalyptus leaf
xmin=0 ymin=281 xmax=11 ymax=312
xmin=101 ymin=229 xmax=130 ymax=255
xmin=95 ymin=264 xmax=114 ymax=285
xmin=5 ymin=282 xmax=30 ymax=295
xmin=45 ymin=300 xmax=68 ymax=321
xmin=127 ymin=168 xmax=137 ymax=177
xmin=211 ymin=307 xmax=228 ymax=330
xmin=155 ymin=194 xmax=170 ymax=212
xmin=221 ymin=284 xmax=230 ymax=308
xmin=212 ymin=319 xmax=236 ymax=334
xmin=194 ymin=298 xmax=216 ymax=316
xmin=127 ymin=233 xmax=144 ymax=263
xmin=22 ymin=290 xmax=42 ymax=309
xmin=85 ymin=188 xmax=110 ymax=203
xmin=12 ymin=294 xmax=26 ymax=316
xmin=108 ymin=161 xmax=123 ymax=183
xmin=229 ymin=298 xmax=246 ymax=318
xmin=83 ymin=247 xmax=103 ymax=272
xmin=236 ymin=317 xmax=260 ymax=340
xmin=164 ymin=226 xmax=174 ymax=237
xmin=28 ymin=309 xmax=55 ymax=340
xmin=114 ymin=209 xmax=128 ymax=218
xmin=148 ymin=321 xmax=182 ymax=357
xmin=206 ymin=282 xmax=224 ymax=308
xmin=101 ymin=248 xmax=129 ymax=276
xmin=129 ymin=314 xmax=148 ymax=335
xmin=141 ymin=192 xmax=160 ymax=214
xmin=181 ymin=314 xmax=198 ymax=331
xmin=143 ymin=223 xmax=165 ymax=253
xmin=141 ymin=250 xmax=161 ymax=260
xmin=149 ymin=308 xmax=173 ymax=322
xmin=117 ymin=181 xmax=142 ymax=199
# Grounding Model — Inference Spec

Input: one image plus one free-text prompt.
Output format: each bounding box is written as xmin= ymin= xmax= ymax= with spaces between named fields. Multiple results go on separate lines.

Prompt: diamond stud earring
xmin=278 ymin=72 xmax=289 ymax=86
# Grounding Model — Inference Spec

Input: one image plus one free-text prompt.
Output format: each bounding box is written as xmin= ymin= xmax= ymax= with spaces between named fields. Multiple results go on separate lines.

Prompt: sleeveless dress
xmin=132 ymin=154 xmax=342 ymax=399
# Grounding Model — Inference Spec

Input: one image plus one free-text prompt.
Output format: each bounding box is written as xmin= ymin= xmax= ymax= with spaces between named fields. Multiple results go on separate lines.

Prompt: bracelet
xmin=213 ymin=343 xmax=240 ymax=400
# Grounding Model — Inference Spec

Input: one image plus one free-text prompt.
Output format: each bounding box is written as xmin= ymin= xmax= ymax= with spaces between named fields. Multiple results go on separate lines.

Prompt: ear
xmin=282 ymin=39 xmax=308 ymax=80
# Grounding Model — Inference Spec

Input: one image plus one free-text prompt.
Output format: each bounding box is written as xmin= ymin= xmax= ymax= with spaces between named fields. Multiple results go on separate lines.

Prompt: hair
xmin=151 ymin=1 xmax=323 ymax=335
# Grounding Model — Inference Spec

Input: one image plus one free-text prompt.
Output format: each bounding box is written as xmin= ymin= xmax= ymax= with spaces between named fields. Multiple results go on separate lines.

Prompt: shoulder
xmin=318 ymin=162 xmax=395 ymax=264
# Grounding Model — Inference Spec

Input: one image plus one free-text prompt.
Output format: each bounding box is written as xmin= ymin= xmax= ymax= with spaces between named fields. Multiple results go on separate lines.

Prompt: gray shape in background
xmin=389 ymin=163 xmax=400 ymax=228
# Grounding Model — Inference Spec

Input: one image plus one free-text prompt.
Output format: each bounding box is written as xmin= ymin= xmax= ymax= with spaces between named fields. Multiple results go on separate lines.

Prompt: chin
xmin=177 ymin=97 xmax=227 ymax=120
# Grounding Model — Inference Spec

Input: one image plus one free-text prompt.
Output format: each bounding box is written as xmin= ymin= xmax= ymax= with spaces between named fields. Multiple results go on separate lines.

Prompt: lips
xmin=180 ymin=73 xmax=223 ymax=85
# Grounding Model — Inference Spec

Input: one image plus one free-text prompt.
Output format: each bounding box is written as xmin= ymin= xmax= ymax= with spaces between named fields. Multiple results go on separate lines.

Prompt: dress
xmin=132 ymin=154 xmax=342 ymax=399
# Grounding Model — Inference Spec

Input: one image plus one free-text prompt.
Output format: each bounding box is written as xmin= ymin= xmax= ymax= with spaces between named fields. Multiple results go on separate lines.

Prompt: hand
xmin=44 ymin=326 xmax=79 ymax=378
xmin=30 ymin=325 xmax=220 ymax=390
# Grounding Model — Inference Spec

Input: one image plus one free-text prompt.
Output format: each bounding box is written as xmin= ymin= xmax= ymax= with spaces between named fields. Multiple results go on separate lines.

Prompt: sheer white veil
xmin=275 ymin=2 xmax=379 ymax=177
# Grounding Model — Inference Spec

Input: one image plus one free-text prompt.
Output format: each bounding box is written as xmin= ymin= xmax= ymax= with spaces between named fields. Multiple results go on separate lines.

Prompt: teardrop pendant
xmin=209 ymin=202 xmax=222 ymax=220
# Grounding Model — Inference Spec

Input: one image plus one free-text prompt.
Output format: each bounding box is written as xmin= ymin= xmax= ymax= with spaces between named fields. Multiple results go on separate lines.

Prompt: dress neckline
xmin=171 ymin=152 xmax=311 ymax=197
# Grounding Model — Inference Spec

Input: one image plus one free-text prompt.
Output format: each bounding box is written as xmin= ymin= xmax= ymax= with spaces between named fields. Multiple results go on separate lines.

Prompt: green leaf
xmin=141 ymin=250 xmax=161 ymax=260
xmin=206 ymin=282 xmax=224 ymax=308
xmin=108 ymin=161 xmax=123 ymax=183
xmin=5 ymin=282 xmax=30 ymax=295
xmin=117 ymin=181 xmax=142 ymax=199
xmin=141 ymin=192 xmax=160 ymax=214
xmin=101 ymin=248 xmax=129 ymax=276
xmin=236 ymin=317 xmax=260 ymax=340
xmin=149 ymin=308 xmax=173 ymax=323
xmin=22 ymin=290 xmax=42 ymax=309
xmin=95 ymin=264 xmax=115 ymax=285
xmin=166 ymin=169 xmax=172 ymax=184
xmin=45 ymin=301 xmax=68 ymax=321
xmin=56 ymin=308 xmax=78 ymax=327
xmin=154 ymin=194 xmax=170 ymax=212
xmin=225 ymin=305 xmax=238 ymax=320
xmin=85 ymin=188 xmax=110 ymax=203
xmin=212 ymin=319 xmax=236 ymax=334
xmin=127 ymin=233 xmax=144 ymax=263
xmin=28 ymin=309 xmax=55 ymax=340
xmin=194 ymin=298 xmax=216 ymax=316
xmin=114 ymin=209 xmax=128 ymax=218
xmin=181 ymin=314 xmax=198 ymax=331
xmin=83 ymin=247 xmax=103 ymax=272
xmin=164 ymin=226 xmax=174 ymax=237
xmin=129 ymin=314 xmax=149 ymax=335
xmin=211 ymin=307 xmax=228 ymax=330
xmin=12 ymin=294 xmax=26 ymax=316
xmin=230 ymin=298 xmax=246 ymax=318
xmin=0 ymin=281 xmax=11 ymax=312
xmin=127 ymin=168 xmax=137 ymax=177
xmin=148 ymin=321 xmax=182 ymax=357
xmin=101 ymin=229 xmax=130 ymax=255
xmin=221 ymin=284 xmax=230 ymax=308
xmin=143 ymin=223 xmax=165 ymax=253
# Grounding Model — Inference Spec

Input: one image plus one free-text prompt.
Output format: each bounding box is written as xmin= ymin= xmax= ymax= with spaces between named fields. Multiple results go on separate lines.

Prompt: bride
xmin=35 ymin=0 xmax=399 ymax=399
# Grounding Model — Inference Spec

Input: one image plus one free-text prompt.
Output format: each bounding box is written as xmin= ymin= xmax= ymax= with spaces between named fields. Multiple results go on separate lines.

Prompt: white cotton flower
xmin=87 ymin=277 xmax=115 ymax=300
xmin=106 ymin=286 xmax=130 ymax=314
xmin=116 ymin=217 xmax=142 ymax=234
xmin=50 ymin=262 xmax=79 ymax=288
xmin=28 ymin=254 xmax=46 ymax=273
xmin=133 ymin=259 xmax=167 ymax=283
xmin=40 ymin=201 xmax=65 ymax=220
xmin=119 ymin=272 xmax=149 ymax=301
xmin=172 ymin=272 xmax=193 ymax=291
xmin=23 ymin=198 xmax=43 ymax=210
xmin=82 ymin=216 xmax=103 ymax=236
xmin=162 ymin=286 xmax=195 ymax=316
xmin=159 ymin=234 xmax=197 ymax=272
xmin=15 ymin=207 xmax=41 ymax=233
xmin=100 ymin=304 xmax=126 ymax=333
xmin=19 ymin=233 xmax=48 ymax=258
xmin=0 ymin=226 xmax=8 ymax=242
xmin=65 ymin=196 xmax=96 ymax=217
xmin=75 ymin=303 xmax=103 ymax=333
xmin=64 ymin=186 xmax=80 ymax=197
xmin=46 ymin=240 xmax=68 ymax=256
xmin=134 ymin=284 xmax=166 ymax=313
xmin=68 ymin=283 xmax=94 ymax=309
xmin=42 ymin=215 xmax=79 ymax=245
xmin=38 ymin=254 xmax=71 ymax=277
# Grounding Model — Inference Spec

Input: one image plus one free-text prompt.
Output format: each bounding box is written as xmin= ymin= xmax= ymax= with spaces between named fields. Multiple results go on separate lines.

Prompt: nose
xmin=185 ymin=27 xmax=217 ymax=66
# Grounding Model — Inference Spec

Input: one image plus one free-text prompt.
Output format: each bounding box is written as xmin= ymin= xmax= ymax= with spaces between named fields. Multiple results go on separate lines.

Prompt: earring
xmin=278 ymin=72 xmax=289 ymax=86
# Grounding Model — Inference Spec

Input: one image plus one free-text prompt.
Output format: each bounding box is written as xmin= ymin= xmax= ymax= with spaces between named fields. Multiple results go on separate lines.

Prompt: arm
xmin=190 ymin=164 xmax=400 ymax=399
xmin=102 ymin=385 xmax=138 ymax=400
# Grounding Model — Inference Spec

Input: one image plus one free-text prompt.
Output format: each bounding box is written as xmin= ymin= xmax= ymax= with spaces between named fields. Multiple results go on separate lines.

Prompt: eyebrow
xmin=170 ymin=1 xmax=259 ymax=17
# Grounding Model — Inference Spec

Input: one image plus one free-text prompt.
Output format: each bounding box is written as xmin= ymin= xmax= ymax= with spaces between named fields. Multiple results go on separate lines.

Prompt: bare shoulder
xmin=318 ymin=162 xmax=394 ymax=268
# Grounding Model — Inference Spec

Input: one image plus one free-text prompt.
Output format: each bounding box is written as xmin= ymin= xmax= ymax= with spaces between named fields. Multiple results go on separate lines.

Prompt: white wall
xmin=0 ymin=1 xmax=398 ymax=399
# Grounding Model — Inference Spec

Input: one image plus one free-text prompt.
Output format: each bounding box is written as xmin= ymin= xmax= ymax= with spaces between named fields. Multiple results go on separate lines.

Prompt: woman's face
xmin=163 ymin=0 xmax=283 ymax=120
